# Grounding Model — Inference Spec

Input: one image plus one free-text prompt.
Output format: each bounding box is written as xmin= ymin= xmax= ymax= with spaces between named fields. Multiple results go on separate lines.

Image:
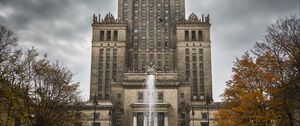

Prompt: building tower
xmin=88 ymin=0 xmax=216 ymax=125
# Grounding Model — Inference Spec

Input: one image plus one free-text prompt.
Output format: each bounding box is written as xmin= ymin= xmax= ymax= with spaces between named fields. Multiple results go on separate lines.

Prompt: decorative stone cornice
xmin=73 ymin=104 xmax=113 ymax=110
xmin=131 ymin=103 xmax=170 ymax=112
xmin=190 ymin=102 xmax=224 ymax=110
xmin=176 ymin=13 xmax=210 ymax=24
xmin=122 ymin=82 xmax=180 ymax=89
xmin=92 ymin=13 xmax=127 ymax=24
xmin=71 ymin=101 xmax=114 ymax=110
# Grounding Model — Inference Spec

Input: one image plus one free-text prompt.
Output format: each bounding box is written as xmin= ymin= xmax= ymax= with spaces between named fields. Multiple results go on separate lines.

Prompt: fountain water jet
xmin=146 ymin=74 xmax=155 ymax=126
xmin=145 ymin=62 xmax=156 ymax=126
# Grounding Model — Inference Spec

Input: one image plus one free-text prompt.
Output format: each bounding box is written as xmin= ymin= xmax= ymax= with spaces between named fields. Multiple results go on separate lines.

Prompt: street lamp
xmin=108 ymin=110 xmax=112 ymax=126
xmin=29 ymin=114 xmax=35 ymax=126
xmin=206 ymin=93 xmax=210 ymax=126
xmin=192 ymin=108 xmax=195 ymax=126
xmin=93 ymin=93 xmax=98 ymax=126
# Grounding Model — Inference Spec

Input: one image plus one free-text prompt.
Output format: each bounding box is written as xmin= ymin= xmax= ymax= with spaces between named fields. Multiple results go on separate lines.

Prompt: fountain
xmin=145 ymin=62 xmax=156 ymax=126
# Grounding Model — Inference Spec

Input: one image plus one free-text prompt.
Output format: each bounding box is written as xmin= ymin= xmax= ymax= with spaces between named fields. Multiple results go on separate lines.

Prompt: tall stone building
xmin=78 ymin=0 xmax=221 ymax=126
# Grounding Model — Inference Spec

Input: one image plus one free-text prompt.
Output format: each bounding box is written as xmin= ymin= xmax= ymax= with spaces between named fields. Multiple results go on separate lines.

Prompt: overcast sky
xmin=0 ymin=0 xmax=298 ymax=101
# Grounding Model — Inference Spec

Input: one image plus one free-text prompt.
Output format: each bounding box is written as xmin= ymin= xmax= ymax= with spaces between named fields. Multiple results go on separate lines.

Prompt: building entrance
xmin=134 ymin=112 xmax=166 ymax=126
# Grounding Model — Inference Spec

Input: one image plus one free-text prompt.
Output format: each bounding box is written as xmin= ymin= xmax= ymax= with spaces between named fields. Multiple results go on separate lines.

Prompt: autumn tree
xmin=215 ymin=53 xmax=285 ymax=126
xmin=0 ymin=24 xmax=81 ymax=126
xmin=21 ymin=49 xmax=80 ymax=126
xmin=253 ymin=16 xmax=300 ymax=125
xmin=0 ymin=24 xmax=26 ymax=126
xmin=216 ymin=16 xmax=300 ymax=126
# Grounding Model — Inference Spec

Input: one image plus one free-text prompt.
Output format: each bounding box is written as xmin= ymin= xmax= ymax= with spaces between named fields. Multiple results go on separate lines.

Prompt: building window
xmin=100 ymin=31 xmax=104 ymax=41
xmin=185 ymin=48 xmax=190 ymax=55
xmin=138 ymin=92 xmax=144 ymax=102
xmin=165 ymin=61 xmax=169 ymax=66
xmin=201 ymin=122 xmax=209 ymax=126
xmin=113 ymin=30 xmax=118 ymax=41
xmin=117 ymin=93 xmax=121 ymax=99
xmin=158 ymin=112 xmax=164 ymax=126
xmin=74 ymin=122 xmax=83 ymax=126
xmin=92 ymin=122 xmax=100 ymax=126
xmin=107 ymin=31 xmax=111 ymax=41
xmin=199 ymin=63 xmax=204 ymax=70
xmin=192 ymin=48 xmax=196 ymax=53
xmin=199 ymin=48 xmax=203 ymax=55
xmin=199 ymin=56 xmax=204 ymax=62
xmin=185 ymin=48 xmax=190 ymax=81
xmin=93 ymin=112 xmax=100 ymax=120
xmin=198 ymin=31 xmax=203 ymax=41
xmin=141 ymin=28 xmax=146 ymax=33
xmin=185 ymin=31 xmax=189 ymax=41
xmin=149 ymin=41 xmax=154 ymax=47
xmin=192 ymin=56 xmax=196 ymax=62
xmin=165 ymin=23 xmax=168 ymax=26
xmin=134 ymin=15 xmax=138 ymax=20
xmin=142 ymin=35 xmax=146 ymax=40
xmin=137 ymin=113 xmax=144 ymax=126
xmin=141 ymin=41 xmax=145 ymax=47
xmin=185 ymin=57 xmax=190 ymax=63
xmin=165 ymin=54 xmax=169 ymax=59
xmin=157 ymin=61 xmax=162 ymax=67
xmin=113 ymin=49 xmax=117 ymax=80
xmin=134 ymin=54 xmax=138 ymax=69
xmin=158 ymin=92 xmax=163 ymax=102
xmin=192 ymin=31 xmax=196 ymax=41
xmin=180 ymin=113 xmax=185 ymax=126
xmin=105 ymin=48 xmax=110 ymax=90
xmin=165 ymin=10 xmax=169 ymax=14
xmin=150 ymin=54 xmax=154 ymax=60
xmin=176 ymin=0 xmax=180 ymax=6
xmin=180 ymin=102 xmax=185 ymax=107
xmin=150 ymin=9 xmax=153 ymax=13
xmin=180 ymin=93 xmax=184 ymax=98
xmin=201 ymin=112 xmax=208 ymax=119
xmin=158 ymin=54 xmax=162 ymax=59
xmin=99 ymin=49 xmax=104 ymax=83
xmin=193 ymin=78 xmax=197 ymax=94
xmin=75 ymin=112 xmax=81 ymax=119
xmin=165 ymin=42 xmax=168 ymax=47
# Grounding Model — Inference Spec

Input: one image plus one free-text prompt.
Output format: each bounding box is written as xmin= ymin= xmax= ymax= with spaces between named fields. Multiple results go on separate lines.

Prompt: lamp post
xmin=108 ymin=110 xmax=112 ymax=126
xmin=192 ymin=108 xmax=195 ymax=126
xmin=29 ymin=114 xmax=35 ymax=126
xmin=93 ymin=93 xmax=98 ymax=126
xmin=206 ymin=93 xmax=210 ymax=126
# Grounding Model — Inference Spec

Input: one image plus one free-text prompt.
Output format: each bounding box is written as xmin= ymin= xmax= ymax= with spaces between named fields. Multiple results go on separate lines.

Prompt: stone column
xmin=189 ymin=30 xmax=192 ymax=41
xmin=104 ymin=30 xmax=107 ymax=41
xmin=164 ymin=113 xmax=168 ymax=126
xmin=144 ymin=113 xmax=148 ymax=126
xmin=154 ymin=113 xmax=158 ymax=126
xmin=133 ymin=113 xmax=137 ymax=126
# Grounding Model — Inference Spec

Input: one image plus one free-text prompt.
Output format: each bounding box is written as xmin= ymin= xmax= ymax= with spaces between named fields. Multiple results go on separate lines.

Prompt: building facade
xmin=80 ymin=0 xmax=220 ymax=126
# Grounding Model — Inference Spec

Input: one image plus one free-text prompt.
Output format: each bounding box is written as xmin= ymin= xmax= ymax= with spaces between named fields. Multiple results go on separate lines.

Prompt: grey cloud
xmin=186 ymin=0 xmax=298 ymax=100
xmin=0 ymin=0 xmax=298 ymax=100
